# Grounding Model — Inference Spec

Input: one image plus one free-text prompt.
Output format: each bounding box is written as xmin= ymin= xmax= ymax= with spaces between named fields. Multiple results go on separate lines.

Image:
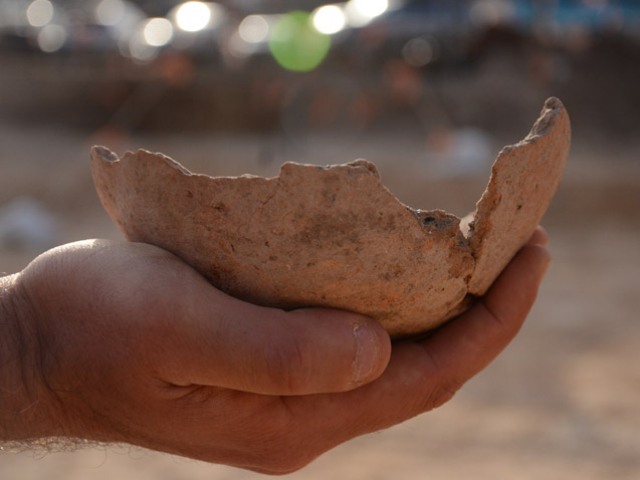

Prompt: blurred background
xmin=1 ymin=0 xmax=639 ymax=479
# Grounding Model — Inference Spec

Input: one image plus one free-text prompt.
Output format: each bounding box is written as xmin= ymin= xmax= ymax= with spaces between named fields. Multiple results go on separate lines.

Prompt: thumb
xmin=154 ymin=286 xmax=392 ymax=396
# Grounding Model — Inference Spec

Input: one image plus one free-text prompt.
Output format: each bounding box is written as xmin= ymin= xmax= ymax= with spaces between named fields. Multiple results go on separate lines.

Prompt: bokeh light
xmin=470 ymin=0 xmax=516 ymax=27
xmin=238 ymin=15 xmax=270 ymax=44
xmin=269 ymin=11 xmax=331 ymax=72
xmin=174 ymin=1 xmax=212 ymax=32
xmin=312 ymin=5 xmax=347 ymax=35
xmin=128 ymin=33 xmax=157 ymax=62
xmin=402 ymin=37 xmax=437 ymax=67
xmin=345 ymin=0 xmax=389 ymax=27
xmin=142 ymin=17 xmax=174 ymax=47
xmin=95 ymin=0 xmax=126 ymax=27
xmin=36 ymin=24 xmax=66 ymax=52
xmin=26 ymin=0 xmax=54 ymax=28
xmin=355 ymin=0 xmax=389 ymax=18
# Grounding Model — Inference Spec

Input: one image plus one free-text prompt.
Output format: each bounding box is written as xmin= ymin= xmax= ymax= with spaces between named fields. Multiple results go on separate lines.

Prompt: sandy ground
xmin=0 ymin=123 xmax=639 ymax=479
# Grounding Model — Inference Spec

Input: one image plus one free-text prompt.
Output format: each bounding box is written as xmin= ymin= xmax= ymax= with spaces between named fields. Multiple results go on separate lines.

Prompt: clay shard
xmin=91 ymin=97 xmax=570 ymax=338
xmin=467 ymin=96 xmax=571 ymax=295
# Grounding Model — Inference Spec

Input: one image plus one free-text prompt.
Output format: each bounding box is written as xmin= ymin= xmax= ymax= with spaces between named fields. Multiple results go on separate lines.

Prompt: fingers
xmin=151 ymin=267 xmax=391 ymax=395
xmin=283 ymin=240 xmax=551 ymax=448
xmin=529 ymin=225 xmax=549 ymax=247
xmin=38 ymin=241 xmax=391 ymax=397
xmin=416 ymin=242 xmax=551 ymax=392
xmin=155 ymin=225 xmax=549 ymax=402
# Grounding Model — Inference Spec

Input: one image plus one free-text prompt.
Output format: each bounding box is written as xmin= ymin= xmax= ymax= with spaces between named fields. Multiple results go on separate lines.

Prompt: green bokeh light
xmin=269 ymin=11 xmax=331 ymax=72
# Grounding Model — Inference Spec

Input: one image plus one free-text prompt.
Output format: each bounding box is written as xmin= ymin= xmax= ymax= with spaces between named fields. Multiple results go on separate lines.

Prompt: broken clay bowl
xmin=91 ymin=97 xmax=570 ymax=338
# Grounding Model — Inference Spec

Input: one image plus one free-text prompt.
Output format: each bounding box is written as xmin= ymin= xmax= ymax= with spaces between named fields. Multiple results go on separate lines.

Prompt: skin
xmin=0 ymin=228 xmax=550 ymax=475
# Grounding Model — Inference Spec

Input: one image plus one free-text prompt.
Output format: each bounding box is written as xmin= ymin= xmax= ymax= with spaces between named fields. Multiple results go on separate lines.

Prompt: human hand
xmin=0 ymin=228 xmax=550 ymax=474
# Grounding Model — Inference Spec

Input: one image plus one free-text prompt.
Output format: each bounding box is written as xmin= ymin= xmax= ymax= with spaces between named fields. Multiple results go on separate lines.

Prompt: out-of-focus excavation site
xmin=1 ymin=1 xmax=639 ymax=479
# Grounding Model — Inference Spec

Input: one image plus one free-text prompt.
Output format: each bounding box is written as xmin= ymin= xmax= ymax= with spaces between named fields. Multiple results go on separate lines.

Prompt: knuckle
xmin=264 ymin=334 xmax=313 ymax=394
xmin=421 ymin=380 xmax=462 ymax=411
xmin=249 ymin=420 xmax=318 ymax=474
xmin=415 ymin=344 xmax=463 ymax=411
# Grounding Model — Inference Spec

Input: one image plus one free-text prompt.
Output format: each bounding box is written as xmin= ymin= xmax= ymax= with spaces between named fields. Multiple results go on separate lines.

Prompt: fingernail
xmin=352 ymin=323 xmax=382 ymax=386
